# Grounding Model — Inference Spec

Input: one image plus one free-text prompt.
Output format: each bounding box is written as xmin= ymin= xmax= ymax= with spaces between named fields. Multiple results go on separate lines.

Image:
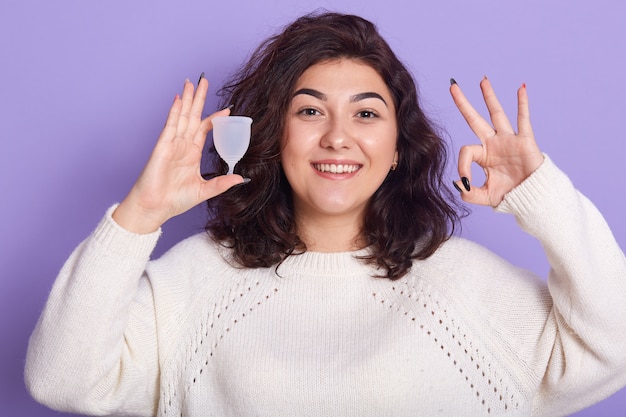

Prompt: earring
xmin=390 ymin=160 xmax=398 ymax=171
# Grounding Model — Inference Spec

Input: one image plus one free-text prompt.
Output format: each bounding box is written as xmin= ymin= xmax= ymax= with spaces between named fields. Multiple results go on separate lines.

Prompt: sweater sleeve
xmin=25 ymin=205 xmax=162 ymax=416
xmin=495 ymin=156 xmax=626 ymax=416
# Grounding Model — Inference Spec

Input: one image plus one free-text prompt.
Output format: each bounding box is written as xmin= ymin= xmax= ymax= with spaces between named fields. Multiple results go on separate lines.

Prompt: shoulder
xmin=146 ymin=232 xmax=240 ymax=294
xmin=412 ymin=236 xmax=553 ymax=365
xmin=153 ymin=232 xmax=230 ymax=267
xmin=422 ymin=236 xmax=510 ymax=274
xmin=415 ymin=236 xmax=550 ymax=315
xmin=440 ymin=235 xmax=547 ymax=288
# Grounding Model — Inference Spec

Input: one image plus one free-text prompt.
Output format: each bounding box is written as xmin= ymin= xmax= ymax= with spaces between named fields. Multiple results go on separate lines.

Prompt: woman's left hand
xmin=450 ymin=77 xmax=544 ymax=207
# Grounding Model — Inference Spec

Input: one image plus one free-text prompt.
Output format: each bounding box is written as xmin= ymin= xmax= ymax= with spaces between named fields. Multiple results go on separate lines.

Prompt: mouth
xmin=312 ymin=163 xmax=362 ymax=174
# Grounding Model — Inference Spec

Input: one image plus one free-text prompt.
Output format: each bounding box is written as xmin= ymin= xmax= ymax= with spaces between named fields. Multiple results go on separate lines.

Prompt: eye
xmin=297 ymin=107 xmax=322 ymax=117
xmin=357 ymin=110 xmax=379 ymax=119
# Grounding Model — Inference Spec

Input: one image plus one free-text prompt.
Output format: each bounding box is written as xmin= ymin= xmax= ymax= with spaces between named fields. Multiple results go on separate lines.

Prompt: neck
xmin=295 ymin=212 xmax=365 ymax=252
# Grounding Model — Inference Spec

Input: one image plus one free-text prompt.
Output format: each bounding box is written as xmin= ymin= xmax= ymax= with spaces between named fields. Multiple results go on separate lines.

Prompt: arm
xmin=450 ymin=78 xmax=626 ymax=414
xmin=25 ymin=76 xmax=244 ymax=414
xmin=497 ymin=158 xmax=626 ymax=416
xmin=25 ymin=209 xmax=162 ymax=415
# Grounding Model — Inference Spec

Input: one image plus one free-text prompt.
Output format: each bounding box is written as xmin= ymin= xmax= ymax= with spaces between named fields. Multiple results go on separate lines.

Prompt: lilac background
xmin=1 ymin=0 xmax=624 ymax=415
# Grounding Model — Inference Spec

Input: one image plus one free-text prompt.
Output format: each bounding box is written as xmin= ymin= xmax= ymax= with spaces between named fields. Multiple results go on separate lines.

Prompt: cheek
xmin=279 ymin=125 xmax=295 ymax=167
xmin=361 ymin=132 xmax=398 ymax=162
xmin=279 ymin=140 xmax=304 ymax=185
xmin=280 ymin=141 xmax=299 ymax=171
xmin=281 ymin=122 xmax=317 ymax=166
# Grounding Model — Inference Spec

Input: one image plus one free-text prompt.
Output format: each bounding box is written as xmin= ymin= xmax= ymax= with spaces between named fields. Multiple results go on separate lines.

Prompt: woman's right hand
xmin=112 ymin=76 xmax=245 ymax=234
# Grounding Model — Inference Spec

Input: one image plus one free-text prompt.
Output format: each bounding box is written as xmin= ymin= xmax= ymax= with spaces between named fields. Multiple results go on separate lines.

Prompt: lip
xmin=310 ymin=159 xmax=363 ymax=179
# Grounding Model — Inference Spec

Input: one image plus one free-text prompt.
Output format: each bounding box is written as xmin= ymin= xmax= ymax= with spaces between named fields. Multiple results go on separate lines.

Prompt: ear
xmin=390 ymin=150 xmax=399 ymax=171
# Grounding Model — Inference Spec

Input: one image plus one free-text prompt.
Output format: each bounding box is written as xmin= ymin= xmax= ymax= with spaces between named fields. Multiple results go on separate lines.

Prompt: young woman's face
xmin=282 ymin=58 xmax=398 ymax=225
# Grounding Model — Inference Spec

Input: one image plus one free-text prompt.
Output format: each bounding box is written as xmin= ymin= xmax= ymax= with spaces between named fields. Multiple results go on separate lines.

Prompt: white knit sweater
xmin=26 ymin=157 xmax=626 ymax=417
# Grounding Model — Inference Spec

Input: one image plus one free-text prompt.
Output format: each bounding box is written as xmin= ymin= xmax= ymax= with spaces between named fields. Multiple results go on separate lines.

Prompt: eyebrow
xmin=293 ymin=88 xmax=327 ymax=101
xmin=293 ymin=88 xmax=388 ymax=107
xmin=350 ymin=92 xmax=388 ymax=107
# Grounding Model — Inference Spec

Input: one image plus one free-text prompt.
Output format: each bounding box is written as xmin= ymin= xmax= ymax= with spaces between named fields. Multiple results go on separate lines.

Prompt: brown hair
xmin=206 ymin=11 xmax=464 ymax=279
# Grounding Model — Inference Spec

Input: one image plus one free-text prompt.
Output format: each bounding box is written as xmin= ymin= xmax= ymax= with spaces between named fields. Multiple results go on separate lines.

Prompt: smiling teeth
xmin=314 ymin=163 xmax=360 ymax=174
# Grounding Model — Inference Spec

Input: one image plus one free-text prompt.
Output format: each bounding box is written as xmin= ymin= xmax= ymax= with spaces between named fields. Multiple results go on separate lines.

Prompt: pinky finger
xmin=517 ymin=83 xmax=533 ymax=137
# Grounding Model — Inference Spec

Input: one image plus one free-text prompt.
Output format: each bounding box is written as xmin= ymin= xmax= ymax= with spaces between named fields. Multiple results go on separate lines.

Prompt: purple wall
xmin=1 ymin=1 xmax=624 ymax=415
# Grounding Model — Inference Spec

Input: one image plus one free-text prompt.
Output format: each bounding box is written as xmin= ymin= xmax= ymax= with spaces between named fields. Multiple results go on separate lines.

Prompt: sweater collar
xmin=277 ymin=248 xmax=378 ymax=277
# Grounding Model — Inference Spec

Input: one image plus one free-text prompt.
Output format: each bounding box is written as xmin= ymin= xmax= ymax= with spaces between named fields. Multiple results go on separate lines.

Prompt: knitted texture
xmin=25 ymin=157 xmax=626 ymax=417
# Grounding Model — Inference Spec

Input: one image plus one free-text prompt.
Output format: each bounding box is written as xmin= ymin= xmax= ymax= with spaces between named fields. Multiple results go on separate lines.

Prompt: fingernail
xmin=450 ymin=78 xmax=457 ymax=86
xmin=197 ymin=72 xmax=205 ymax=86
xmin=221 ymin=104 xmax=234 ymax=112
xmin=232 ymin=177 xmax=251 ymax=188
xmin=461 ymin=177 xmax=471 ymax=192
xmin=452 ymin=181 xmax=463 ymax=193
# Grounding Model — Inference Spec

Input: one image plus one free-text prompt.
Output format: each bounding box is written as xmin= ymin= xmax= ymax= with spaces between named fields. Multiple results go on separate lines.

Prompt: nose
xmin=319 ymin=116 xmax=355 ymax=150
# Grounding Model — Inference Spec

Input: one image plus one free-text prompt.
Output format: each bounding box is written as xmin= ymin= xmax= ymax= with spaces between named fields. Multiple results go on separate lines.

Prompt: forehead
xmin=294 ymin=59 xmax=391 ymax=96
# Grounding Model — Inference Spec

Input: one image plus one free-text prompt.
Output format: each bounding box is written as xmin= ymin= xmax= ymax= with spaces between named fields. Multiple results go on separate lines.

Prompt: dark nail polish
xmin=197 ymin=72 xmax=205 ymax=86
xmin=452 ymin=181 xmax=463 ymax=193
xmin=461 ymin=177 xmax=471 ymax=192
xmin=450 ymin=78 xmax=457 ymax=86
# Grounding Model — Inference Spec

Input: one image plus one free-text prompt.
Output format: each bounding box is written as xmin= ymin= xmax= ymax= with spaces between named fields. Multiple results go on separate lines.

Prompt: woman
xmin=25 ymin=12 xmax=626 ymax=417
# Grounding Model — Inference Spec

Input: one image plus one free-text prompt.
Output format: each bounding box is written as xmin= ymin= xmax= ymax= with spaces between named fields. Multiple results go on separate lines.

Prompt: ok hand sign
xmin=450 ymin=77 xmax=544 ymax=207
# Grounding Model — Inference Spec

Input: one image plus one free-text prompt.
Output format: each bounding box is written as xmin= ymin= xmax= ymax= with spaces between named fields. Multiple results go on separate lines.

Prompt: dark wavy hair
xmin=206 ymin=11 xmax=464 ymax=280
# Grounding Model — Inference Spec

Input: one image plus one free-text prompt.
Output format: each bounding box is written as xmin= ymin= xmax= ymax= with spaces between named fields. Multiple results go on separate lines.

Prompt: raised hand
xmin=450 ymin=77 xmax=544 ymax=207
xmin=112 ymin=76 xmax=245 ymax=233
